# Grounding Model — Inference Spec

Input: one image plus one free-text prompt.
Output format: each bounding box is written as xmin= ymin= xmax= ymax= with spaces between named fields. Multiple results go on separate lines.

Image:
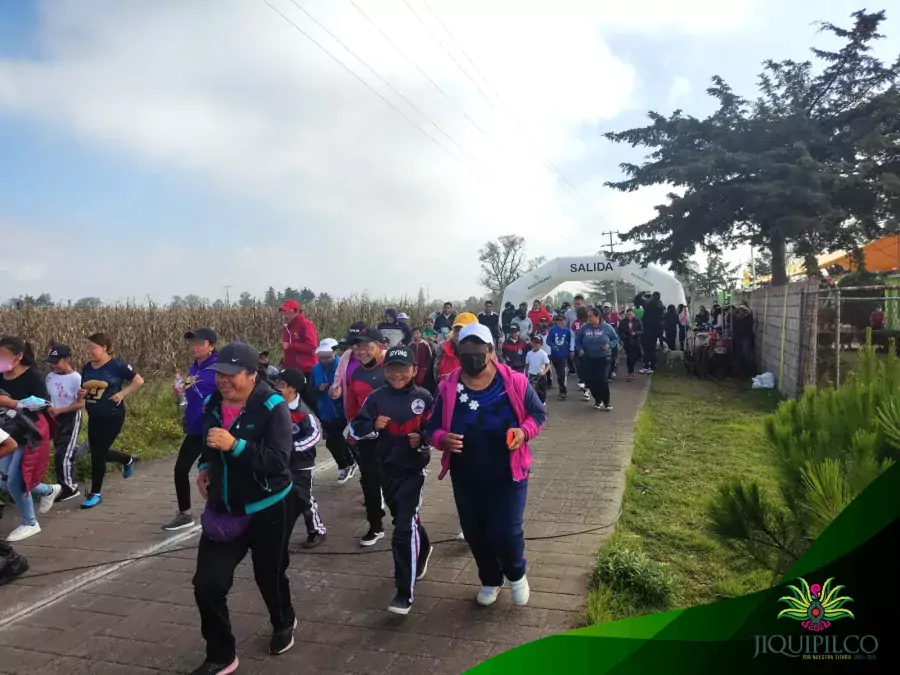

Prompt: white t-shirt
xmin=0 ymin=427 xmax=9 ymax=444
xmin=46 ymin=371 xmax=82 ymax=408
xmin=525 ymin=348 xmax=550 ymax=376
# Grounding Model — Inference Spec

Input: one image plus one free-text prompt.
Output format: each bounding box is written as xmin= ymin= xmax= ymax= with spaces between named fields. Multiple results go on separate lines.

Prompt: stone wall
xmin=738 ymin=281 xmax=818 ymax=397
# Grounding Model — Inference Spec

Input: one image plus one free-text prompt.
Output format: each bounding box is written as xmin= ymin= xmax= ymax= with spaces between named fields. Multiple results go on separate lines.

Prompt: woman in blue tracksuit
xmin=575 ymin=308 xmax=619 ymax=411
xmin=163 ymin=328 xmax=219 ymax=532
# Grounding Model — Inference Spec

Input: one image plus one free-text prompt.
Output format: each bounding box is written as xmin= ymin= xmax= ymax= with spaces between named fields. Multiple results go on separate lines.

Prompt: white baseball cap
xmin=458 ymin=323 xmax=493 ymax=345
xmin=397 ymin=312 xmax=409 ymax=320
xmin=319 ymin=338 xmax=338 ymax=349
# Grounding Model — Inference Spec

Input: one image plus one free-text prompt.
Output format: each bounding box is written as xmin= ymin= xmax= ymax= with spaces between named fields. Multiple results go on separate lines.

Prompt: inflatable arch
xmin=501 ymin=256 xmax=687 ymax=309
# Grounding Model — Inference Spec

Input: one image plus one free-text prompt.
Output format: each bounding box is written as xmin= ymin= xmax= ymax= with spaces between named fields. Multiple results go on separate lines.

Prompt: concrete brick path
xmin=0 ymin=375 xmax=648 ymax=674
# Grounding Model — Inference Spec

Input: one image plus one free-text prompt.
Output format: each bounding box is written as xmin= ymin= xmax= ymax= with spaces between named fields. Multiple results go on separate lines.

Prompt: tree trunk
xmin=770 ymin=235 xmax=788 ymax=286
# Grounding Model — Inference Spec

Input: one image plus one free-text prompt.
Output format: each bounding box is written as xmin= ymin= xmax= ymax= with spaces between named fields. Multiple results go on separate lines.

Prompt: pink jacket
xmin=429 ymin=362 xmax=544 ymax=482
xmin=21 ymin=414 xmax=52 ymax=492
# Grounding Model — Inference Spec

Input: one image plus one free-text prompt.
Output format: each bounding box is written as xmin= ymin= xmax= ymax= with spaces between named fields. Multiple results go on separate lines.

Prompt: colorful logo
xmin=777 ymin=578 xmax=855 ymax=632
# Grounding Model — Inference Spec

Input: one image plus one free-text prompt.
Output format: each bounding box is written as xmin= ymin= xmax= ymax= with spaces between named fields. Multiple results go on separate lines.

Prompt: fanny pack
xmin=201 ymin=505 xmax=251 ymax=543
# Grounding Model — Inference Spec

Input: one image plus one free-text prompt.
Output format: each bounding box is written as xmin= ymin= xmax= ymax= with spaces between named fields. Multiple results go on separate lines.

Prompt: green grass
xmin=585 ymin=373 xmax=784 ymax=624
xmin=45 ymin=380 xmax=183 ymax=484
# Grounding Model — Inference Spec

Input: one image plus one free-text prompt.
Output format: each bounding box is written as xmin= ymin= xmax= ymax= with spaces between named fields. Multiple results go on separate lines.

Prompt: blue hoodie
xmin=547 ymin=325 xmax=575 ymax=359
xmin=184 ymin=352 xmax=218 ymax=436
xmin=575 ymin=321 xmax=620 ymax=359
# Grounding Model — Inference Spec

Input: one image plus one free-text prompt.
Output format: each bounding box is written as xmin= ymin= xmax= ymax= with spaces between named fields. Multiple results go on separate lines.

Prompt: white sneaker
xmin=578 ymin=383 xmax=586 ymax=390
xmin=476 ymin=585 xmax=502 ymax=606
xmin=39 ymin=484 xmax=62 ymax=514
xmin=583 ymin=390 xmax=591 ymax=400
xmin=7 ymin=523 xmax=41 ymax=542
xmin=509 ymin=576 xmax=530 ymax=606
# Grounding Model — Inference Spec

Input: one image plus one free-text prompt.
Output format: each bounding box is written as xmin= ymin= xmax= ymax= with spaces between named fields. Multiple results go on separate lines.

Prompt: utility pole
xmin=223 ymin=285 xmax=232 ymax=305
xmin=600 ymin=230 xmax=619 ymax=309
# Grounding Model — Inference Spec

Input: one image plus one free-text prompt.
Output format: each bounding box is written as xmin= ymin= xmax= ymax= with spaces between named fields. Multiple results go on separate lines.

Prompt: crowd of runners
xmin=0 ymin=290 xmax=681 ymax=675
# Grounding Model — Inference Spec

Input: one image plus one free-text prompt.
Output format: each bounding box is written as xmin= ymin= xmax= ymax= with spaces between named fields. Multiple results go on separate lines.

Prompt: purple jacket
xmin=185 ymin=352 xmax=218 ymax=436
xmin=428 ymin=361 xmax=545 ymax=482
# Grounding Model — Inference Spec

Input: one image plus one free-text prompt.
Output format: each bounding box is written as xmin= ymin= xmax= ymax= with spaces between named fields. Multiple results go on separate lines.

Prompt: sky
xmin=1 ymin=0 xmax=897 ymax=305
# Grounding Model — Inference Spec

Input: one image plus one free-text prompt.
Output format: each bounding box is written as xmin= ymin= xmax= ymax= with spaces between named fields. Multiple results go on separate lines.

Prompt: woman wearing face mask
xmin=162 ymin=329 xmax=219 ymax=532
xmin=0 ymin=337 xmax=60 ymax=542
xmin=78 ymin=333 xmax=144 ymax=509
xmin=427 ymin=323 xmax=546 ymax=608
xmin=191 ymin=342 xmax=296 ymax=675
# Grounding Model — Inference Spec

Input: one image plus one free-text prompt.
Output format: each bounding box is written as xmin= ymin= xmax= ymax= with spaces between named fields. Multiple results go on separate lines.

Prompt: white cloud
xmin=0 ymin=0 xmax=757 ymax=302
xmin=666 ymin=76 xmax=692 ymax=107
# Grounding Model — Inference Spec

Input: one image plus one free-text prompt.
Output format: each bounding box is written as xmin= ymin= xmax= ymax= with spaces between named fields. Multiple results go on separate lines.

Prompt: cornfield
xmin=0 ymin=296 xmax=443 ymax=377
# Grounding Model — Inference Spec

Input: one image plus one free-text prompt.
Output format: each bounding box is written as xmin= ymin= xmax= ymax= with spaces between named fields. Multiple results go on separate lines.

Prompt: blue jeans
xmin=0 ymin=447 xmax=52 ymax=526
xmin=452 ymin=477 xmax=528 ymax=587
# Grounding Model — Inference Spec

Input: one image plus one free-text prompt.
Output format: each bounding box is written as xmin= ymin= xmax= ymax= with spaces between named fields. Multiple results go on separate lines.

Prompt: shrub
xmin=590 ymin=539 xmax=674 ymax=611
xmin=711 ymin=337 xmax=898 ymax=576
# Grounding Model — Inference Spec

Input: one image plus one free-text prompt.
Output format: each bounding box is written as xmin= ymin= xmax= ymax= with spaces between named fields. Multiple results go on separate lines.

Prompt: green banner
xmin=469 ymin=463 xmax=900 ymax=673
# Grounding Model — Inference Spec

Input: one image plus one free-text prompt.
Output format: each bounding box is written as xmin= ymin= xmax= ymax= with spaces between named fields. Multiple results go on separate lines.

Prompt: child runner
xmin=350 ymin=345 xmax=433 ymax=615
xmin=525 ymin=335 xmax=551 ymax=404
xmin=312 ymin=343 xmax=356 ymax=485
xmin=273 ymin=369 xmax=327 ymax=548
xmin=501 ymin=327 xmax=527 ymax=374
xmin=547 ymin=314 xmax=574 ymax=400
xmin=44 ymin=345 xmax=84 ymax=502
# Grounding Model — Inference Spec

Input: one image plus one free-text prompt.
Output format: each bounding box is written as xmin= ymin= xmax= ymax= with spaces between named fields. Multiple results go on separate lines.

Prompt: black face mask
xmin=517 ymin=311 xmax=526 ymax=318
xmin=459 ymin=353 xmax=489 ymax=376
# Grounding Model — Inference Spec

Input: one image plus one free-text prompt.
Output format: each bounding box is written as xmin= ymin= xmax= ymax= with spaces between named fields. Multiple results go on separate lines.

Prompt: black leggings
xmin=88 ymin=414 xmax=132 ymax=494
xmin=174 ymin=434 xmax=205 ymax=513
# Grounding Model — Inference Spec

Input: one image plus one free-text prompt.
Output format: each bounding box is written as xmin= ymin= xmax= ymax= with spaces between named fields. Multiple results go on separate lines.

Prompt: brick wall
xmin=739 ymin=281 xmax=818 ymax=397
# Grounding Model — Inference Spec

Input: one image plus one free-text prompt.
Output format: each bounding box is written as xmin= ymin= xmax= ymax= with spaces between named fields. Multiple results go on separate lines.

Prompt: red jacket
xmin=281 ymin=313 xmax=318 ymax=373
xmin=528 ymin=307 xmax=552 ymax=328
xmin=21 ymin=414 xmax=52 ymax=492
xmin=409 ymin=341 xmax=432 ymax=386
xmin=436 ymin=340 xmax=460 ymax=382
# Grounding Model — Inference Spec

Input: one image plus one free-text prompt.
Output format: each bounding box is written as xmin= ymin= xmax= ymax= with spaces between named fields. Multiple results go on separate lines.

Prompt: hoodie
xmin=547 ymin=325 xmax=575 ymax=360
xmin=512 ymin=313 xmax=533 ymax=338
xmin=378 ymin=310 xmax=413 ymax=347
xmin=282 ymin=312 xmax=319 ymax=373
xmin=527 ymin=307 xmax=552 ymax=328
xmin=576 ymin=322 xmax=620 ymax=359
xmin=184 ymin=352 xmax=219 ymax=436
xmin=501 ymin=304 xmax=517 ymax=333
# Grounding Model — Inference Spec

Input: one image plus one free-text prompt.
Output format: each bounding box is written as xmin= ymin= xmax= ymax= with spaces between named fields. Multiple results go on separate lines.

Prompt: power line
xmin=284 ymin=0 xmax=479 ymax=162
xmin=418 ymin=0 xmax=579 ymax=196
xmin=345 ymin=0 xmax=488 ymax=138
xmin=262 ymin=0 xmax=464 ymax=165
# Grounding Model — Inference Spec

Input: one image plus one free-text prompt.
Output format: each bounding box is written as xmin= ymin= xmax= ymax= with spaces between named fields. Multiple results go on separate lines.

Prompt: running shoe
xmin=39 ymin=484 xmax=62 ymax=514
xmin=578 ymin=382 xmax=586 ymax=390
xmin=189 ymin=659 xmax=239 ymax=675
xmin=388 ymin=595 xmax=413 ymax=615
xmin=303 ymin=532 xmax=325 ymax=549
xmin=593 ymin=403 xmax=606 ymax=411
xmin=162 ymin=512 xmax=194 ymax=532
xmin=476 ymin=585 xmax=502 ymax=606
xmin=6 ymin=523 xmax=41 ymax=542
xmin=123 ymin=456 xmax=138 ymax=479
xmin=558 ymin=392 xmax=567 ymax=401
xmin=336 ymin=468 xmax=350 ymax=485
xmin=360 ymin=528 xmax=385 ymax=547
xmin=268 ymin=618 xmax=297 ymax=655
xmin=583 ymin=390 xmax=591 ymax=400
xmin=56 ymin=486 xmax=81 ymax=502
xmin=80 ymin=493 xmax=102 ymax=509
xmin=639 ymin=368 xmax=653 ymax=375
xmin=416 ymin=545 xmax=434 ymax=580
xmin=605 ymin=405 xmax=614 ymax=411
xmin=509 ymin=576 xmax=531 ymax=606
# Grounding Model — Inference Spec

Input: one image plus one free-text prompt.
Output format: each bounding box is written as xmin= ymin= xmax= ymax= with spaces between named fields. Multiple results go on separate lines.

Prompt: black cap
xmin=384 ymin=346 xmax=416 ymax=367
xmin=531 ymin=334 xmax=544 ymax=344
xmin=345 ymin=322 xmax=366 ymax=342
xmin=348 ymin=325 xmax=383 ymax=345
xmin=45 ymin=345 xmax=71 ymax=363
xmin=209 ymin=342 xmax=259 ymax=375
xmin=184 ymin=328 xmax=218 ymax=344
xmin=259 ymin=350 xmax=270 ymax=357
xmin=273 ymin=368 xmax=307 ymax=392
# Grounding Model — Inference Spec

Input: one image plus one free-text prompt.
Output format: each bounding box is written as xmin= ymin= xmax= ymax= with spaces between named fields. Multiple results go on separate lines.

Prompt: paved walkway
xmin=0 ymin=375 xmax=649 ymax=674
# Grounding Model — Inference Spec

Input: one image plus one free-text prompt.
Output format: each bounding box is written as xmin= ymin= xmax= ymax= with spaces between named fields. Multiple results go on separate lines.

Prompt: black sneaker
xmin=189 ymin=657 xmax=239 ymax=675
xmin=416 ymin=545 xmax=434 ymax=580
xmin=360 ymin=528 xmax=385 ymax=547
xmin=0 ymin=551 xmax=29 ymax=587
xmin=388 ymin=595 xmax=412 ymax=615
xmin=269 ymin=617 xmax=297 ymax=655
xmin=303 ymin=532 xmax=325 ymax=549
xmin=162 ymin=512 xmax=194 ymax=532
xmin=56 ymin=486 xmax=81 ymax=502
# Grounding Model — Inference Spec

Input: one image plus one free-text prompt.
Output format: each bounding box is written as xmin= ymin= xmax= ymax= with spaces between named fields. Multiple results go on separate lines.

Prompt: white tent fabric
xmin=501 ymin=256 xmax=687 ymax=309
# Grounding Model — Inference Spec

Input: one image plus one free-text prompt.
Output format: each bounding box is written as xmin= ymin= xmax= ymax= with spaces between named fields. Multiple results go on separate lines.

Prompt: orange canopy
xmin=821 ymin=234 xmax=900 ymax=273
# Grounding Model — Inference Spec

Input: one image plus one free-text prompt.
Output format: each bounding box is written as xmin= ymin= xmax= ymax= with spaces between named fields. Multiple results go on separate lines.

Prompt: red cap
xmin=280 ymin=299 xmax=301 ymax=312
